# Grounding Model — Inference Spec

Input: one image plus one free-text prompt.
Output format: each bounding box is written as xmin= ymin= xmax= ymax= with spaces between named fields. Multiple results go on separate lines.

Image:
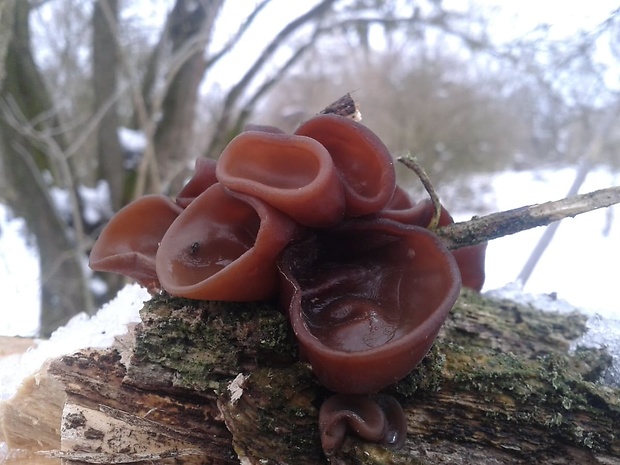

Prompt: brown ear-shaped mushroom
xmin=216 ymin=130 xmax=345 ymax=227
xmin=156 ymin=183 xmax=299 ymax=301
xmin=377 ymin=185 xmax=420 ymax=224
xmin=295 ymin=114 xmax=396 ymax=217
xmin=388 ymin=198 xmax=487 ymax=291
xmin=89 ymin=195 xmax=183 ymax=291
xmin=278 ymin=218 xmax=461 ymax=394
xmin=176 ymin=157 xmax=218 ymax=208
xmin=319 ymin=393 xmax=407 ymax=457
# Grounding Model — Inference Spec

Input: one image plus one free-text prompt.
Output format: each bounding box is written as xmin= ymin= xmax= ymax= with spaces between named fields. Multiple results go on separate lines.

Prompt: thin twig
xmin=517 ymin=99 xmax=620 ymax=285
xmin=397 ymin=154 xmax=442 ymax=230
xmin=437 ymin=185 xmax=620 ymax=250
xmin=0 ymin=97 xmax=95 ymax=315
xmin=319 ymin=94 xmax=620 ymax=250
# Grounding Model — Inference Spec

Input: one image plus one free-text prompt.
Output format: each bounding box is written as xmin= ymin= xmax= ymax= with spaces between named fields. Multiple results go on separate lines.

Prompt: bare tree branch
xmin=229 ymin=24 xmax=325 ymax=133
xmin=205 ymin=0 xmax=337 ymax=157
xmin=205 ymin=0 xmax=272 ymax=69
xmin=437 ymin=185 xmax=620 ymax=250
xmin=398 ymin=155 xmax=442 ymax=230
xmin=517 ymin=99 xmax=620 ymax=284
xmin=0 ymin=96 xmax=95 ymax=317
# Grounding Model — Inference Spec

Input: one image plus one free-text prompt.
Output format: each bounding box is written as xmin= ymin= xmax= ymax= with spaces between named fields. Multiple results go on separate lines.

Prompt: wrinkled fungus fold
xmin=156 ymin=183 xmax=298 ymax=301
xmin=278 ymin=218 xmax=461 ymax=394
xmin=379 ymin=194 xmax=487 ymax=291
xmin=319 ymin=393 xmax=407 ymax=456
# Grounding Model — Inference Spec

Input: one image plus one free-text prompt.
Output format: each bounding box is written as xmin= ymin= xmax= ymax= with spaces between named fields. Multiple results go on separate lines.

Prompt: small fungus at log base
xmin=89 ymin=108 xmax=488 ymax=457
xmin=319 ymin=393 xmax=407 ymax=457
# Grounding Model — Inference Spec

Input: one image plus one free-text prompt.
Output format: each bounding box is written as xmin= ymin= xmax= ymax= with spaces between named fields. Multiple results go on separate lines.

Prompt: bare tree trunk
xmin=92 ymin=0 xmax=124 ymax=212
xmin=0 ymin=0 xmax=14 ymax=87
xmin=153 ymin=0 xmax=223 ymax=195
xmin=0 ymin=1 xmax=89 ymax=337
xmin=91 ymin=0 xmax=126 ymax=305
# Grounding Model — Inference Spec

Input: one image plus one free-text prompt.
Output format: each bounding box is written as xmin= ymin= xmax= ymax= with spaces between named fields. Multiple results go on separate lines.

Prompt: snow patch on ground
xmin=479 ymin=167 xmax=619 ymax=319
xmin=0 ymin=206 xmax=40 ymax=336
xmin=0 ymin=284 xmax=150 ymax=401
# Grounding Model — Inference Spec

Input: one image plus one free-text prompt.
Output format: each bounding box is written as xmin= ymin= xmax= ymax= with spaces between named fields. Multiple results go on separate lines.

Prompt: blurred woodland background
xmin=0 ymin=0 xmax=618 ymax=337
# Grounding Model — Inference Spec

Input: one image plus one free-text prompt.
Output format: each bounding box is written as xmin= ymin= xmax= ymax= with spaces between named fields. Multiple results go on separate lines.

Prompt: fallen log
xmin=1 ymin=288 xmax=618 ymax=465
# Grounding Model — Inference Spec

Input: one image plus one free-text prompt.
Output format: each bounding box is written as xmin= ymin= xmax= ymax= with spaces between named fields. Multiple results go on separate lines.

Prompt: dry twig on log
xmin=437 ymin=185 xmax=620 ymax=250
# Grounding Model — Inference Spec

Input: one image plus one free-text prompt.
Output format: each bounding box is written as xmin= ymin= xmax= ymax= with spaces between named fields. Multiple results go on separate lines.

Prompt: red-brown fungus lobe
xmin=216 ymin=130 xmax=345 ymax=227
xmin=89 ymin=195 xmax=183 ymax=291
xmin=378 ymin=195 xmax=487 ymax=291
xmin=401 ymin=198 xmax=487 ymax=291
xmin=377 ymin=185 xmax=420 ymax=224
xmin=175 ymin=157 xmax=218 ymax=208
xmin=279 ymin=218 xmax=461 ymax=394
xmin=295 ymin=114 xmax=396 ymax=217
xmin=156 ymin=183 xmax=298 ymax=301
xmin=319 ymin=394 xmax=407 ymax=457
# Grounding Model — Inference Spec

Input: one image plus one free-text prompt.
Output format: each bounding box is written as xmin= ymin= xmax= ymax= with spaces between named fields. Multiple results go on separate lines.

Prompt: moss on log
xmin=1 ymin=289 xmax=618 ymax=465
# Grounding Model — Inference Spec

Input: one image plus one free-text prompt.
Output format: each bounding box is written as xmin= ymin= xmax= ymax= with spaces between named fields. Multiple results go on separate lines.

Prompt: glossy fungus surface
xmin=279 ymin=218 xmax=461 ymax=394
xmin=175 ymin=157 xmax=218 ymax=208
xmin=156 ymin=183 xmax=298 ymax=301
xmin=319 ymin=394 xmax=407 ymax=456
xmin=378 ymin=195 xmax=487 ymax=291
xmin=89 ymin=111 xmax=488 ymax=456
xmin=216 ymin=130 xmax=345 ymax=227
xmin=295 ymin=114 xmax=396 ymax=216
xmin=89 ymin=195 xmax=182 ymax=291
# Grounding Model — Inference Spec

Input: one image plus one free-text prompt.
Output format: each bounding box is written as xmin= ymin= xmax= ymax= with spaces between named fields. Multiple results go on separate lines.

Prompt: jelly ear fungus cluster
xmin=90 ymin=113 xmax=486 ymax=457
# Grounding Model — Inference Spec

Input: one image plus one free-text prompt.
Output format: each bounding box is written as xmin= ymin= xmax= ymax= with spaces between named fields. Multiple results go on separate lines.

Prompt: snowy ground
xmin=0 ymin=166 xmax=618 ymax=400
xmin=479 ymin=167 xmax=619 ymax=319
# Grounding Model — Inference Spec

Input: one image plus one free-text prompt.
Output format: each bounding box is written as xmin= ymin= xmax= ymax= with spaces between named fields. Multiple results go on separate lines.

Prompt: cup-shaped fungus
xmin=216 ymin=131 xmax=345 ymax=227
xmin=175 ymin=157 xmax=218 ymax=208
xmin=89 ymin=195 xmax=183 ymax=291
xmin=378 ymin=193 xmax=487 ymax=291
xmin=156 ymin=183 xmax=299 ymax=301
xmin=319 ymin=394 xmax=407 ymax=456
xmin=377 ymin=185 xmax=421 ymax=224
xmin=295 ymin=114 xmax=396 ymax=217
xmin=278 ymin=218 xmax=461 ymax=394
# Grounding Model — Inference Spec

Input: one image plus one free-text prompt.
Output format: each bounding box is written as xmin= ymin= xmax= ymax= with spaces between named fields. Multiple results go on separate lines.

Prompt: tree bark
xmin=92 ymin=0 xmax=124 ymax=212
xmin=152 ymin=0 xmax=223 ymax=195
xmin=0 ymin=1 xmax=90 ymax=337
xmin=0 ymin=0 xmax=15 ymax=87
xmin=1 ymin=290 xmax=618 ymax=464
